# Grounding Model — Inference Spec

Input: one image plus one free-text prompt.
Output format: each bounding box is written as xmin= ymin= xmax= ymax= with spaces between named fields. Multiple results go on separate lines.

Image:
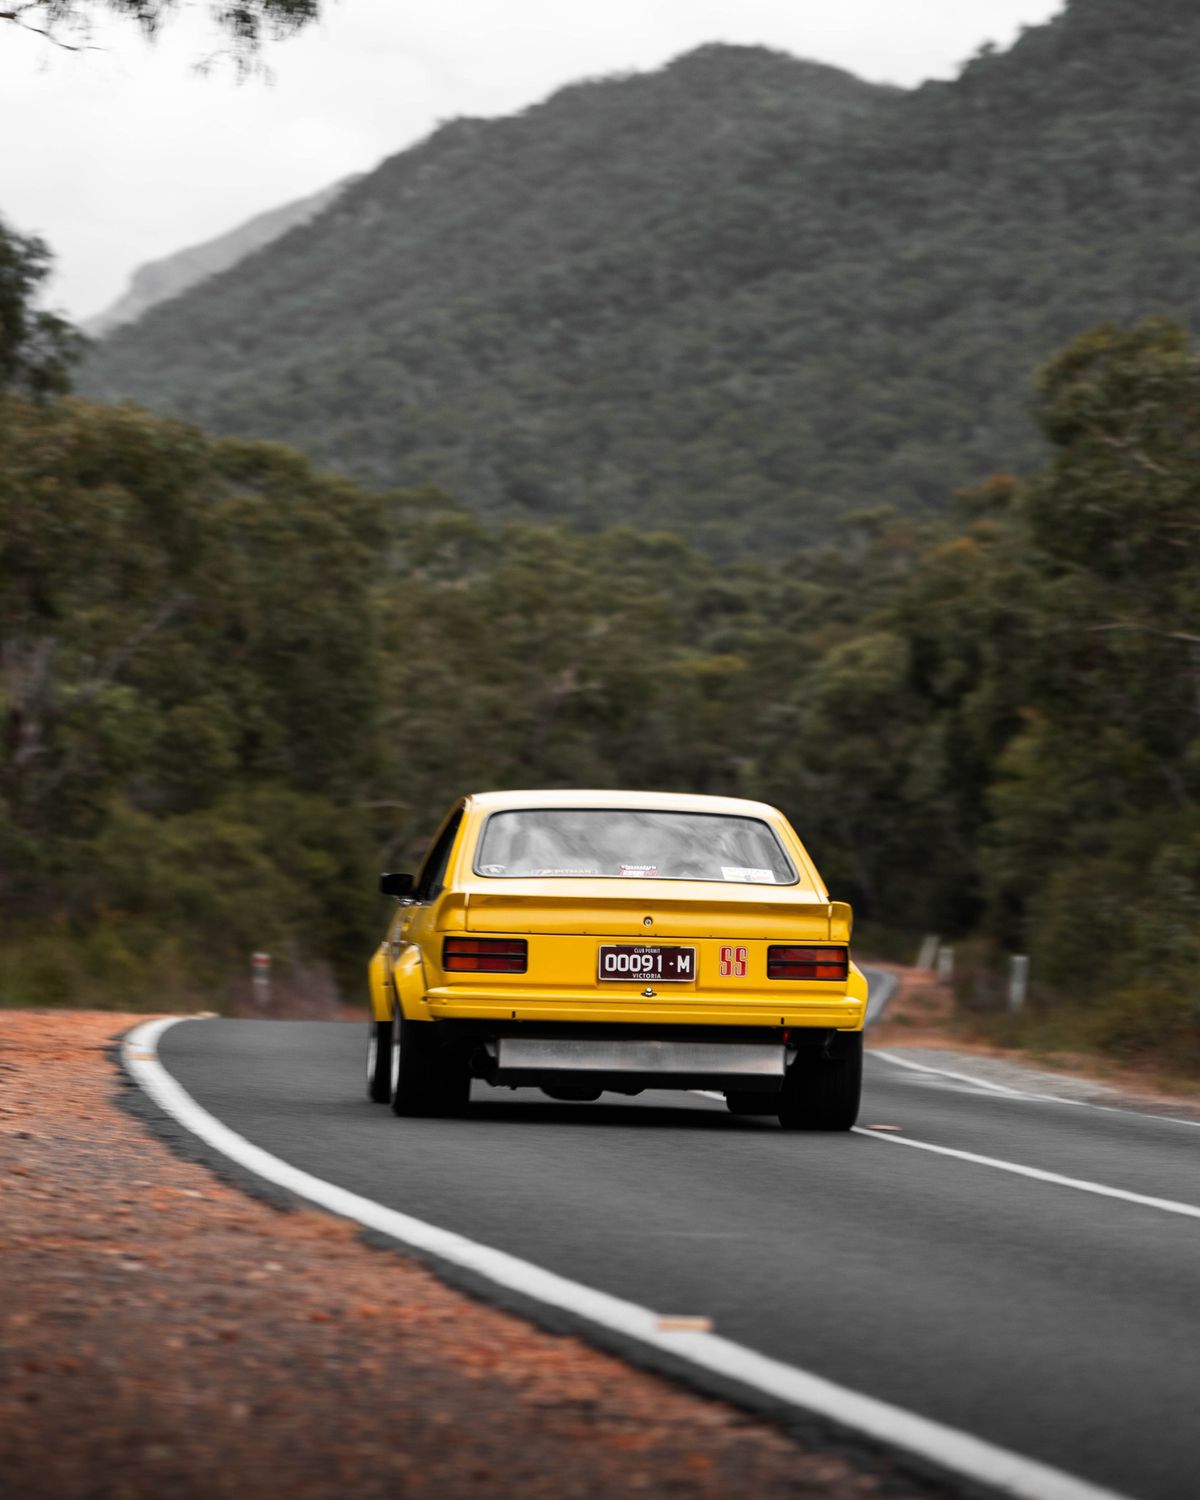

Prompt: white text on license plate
xmin=597 ymin=945 xmax=696 ymax=983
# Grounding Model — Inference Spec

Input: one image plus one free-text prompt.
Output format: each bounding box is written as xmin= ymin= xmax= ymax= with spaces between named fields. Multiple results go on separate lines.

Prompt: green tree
xmin=977 ymin=322 xmax=1200 ymax=1055
xmin=0 ymin=217 xmax=83 ymax=397
xmin=0 ymin=392 xmax=384 ymax=1006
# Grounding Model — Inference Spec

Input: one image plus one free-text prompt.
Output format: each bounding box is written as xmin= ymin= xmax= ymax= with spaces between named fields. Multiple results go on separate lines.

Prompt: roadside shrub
xmin=1091 ymin=983 xmax=1200 ymax=1076
xmin=0 ymin=925 xmax=211 ymax=1013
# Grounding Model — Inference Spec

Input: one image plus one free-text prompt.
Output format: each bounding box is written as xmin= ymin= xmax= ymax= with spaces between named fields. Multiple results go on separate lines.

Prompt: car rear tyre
xmin=365 ymin=1018 xmax=392 ymax=1102
xmin=777 ymin=1034 xmax=862 ymax=1131
xmin=389 ymin=1010 xmax=470 ymax=1117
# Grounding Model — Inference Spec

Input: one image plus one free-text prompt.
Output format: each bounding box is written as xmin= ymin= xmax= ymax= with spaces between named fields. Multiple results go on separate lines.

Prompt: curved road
xmin=153 ymin=992 xmax=1200 ymax=1500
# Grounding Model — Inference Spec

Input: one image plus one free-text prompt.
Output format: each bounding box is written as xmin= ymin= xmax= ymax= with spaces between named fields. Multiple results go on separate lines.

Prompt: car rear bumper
xmin=484 ymin=1035 xmax=788 ymax=1094
xmin=497 ymin=1035 xmax=785 ymax=1077
xmin=424 ymin=1018 xmax=860 ymax=1094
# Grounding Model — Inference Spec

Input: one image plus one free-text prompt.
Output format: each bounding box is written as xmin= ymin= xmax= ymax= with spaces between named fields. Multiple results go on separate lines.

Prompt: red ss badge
xmin=719 ymin=945 xmax=748 ymax=977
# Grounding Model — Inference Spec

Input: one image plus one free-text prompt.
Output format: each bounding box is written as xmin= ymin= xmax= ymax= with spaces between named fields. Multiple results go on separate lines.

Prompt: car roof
xmin=463 ymin=788 xmax=786 ymax=819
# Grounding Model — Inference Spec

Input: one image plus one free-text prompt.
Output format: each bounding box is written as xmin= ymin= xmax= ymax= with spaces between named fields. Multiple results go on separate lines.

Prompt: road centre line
xmin=850 ymin=1126 xmax=1200 ymax=1220
xmin=867 ymin=1048 xmax=1200 ymax=1130
xmin=124 ymin=1018 xmax=1132 ymax=1500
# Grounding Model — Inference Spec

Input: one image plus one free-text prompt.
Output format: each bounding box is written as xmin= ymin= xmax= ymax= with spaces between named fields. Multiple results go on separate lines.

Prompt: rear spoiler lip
xmin=456 ymin=878 xmax=829 ymax=903
xmin=453 ymin=889 xmax=852 ymax=940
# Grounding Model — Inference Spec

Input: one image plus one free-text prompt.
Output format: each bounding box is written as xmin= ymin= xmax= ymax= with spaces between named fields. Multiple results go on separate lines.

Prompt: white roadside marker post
xmin=1009 ymin=954 xmax=1029 ymax=1015
xmin=251 ymin=951 xmax=271 ymax=1010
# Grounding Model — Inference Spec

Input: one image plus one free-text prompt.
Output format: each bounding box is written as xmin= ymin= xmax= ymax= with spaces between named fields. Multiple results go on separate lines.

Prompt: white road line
xmin=124 ymin=1017 xmax=1132 ymax=1500
xmin=870 ymin=1049 xmax=1032 ymax=1096
xmin=851 ymin=1126 xmax=1200 ymax=1220
xmin=702 ymin=1082 xmax=1200 ymax=1219
xmin=868 ymin=1049 xmax=1200 ymax=1129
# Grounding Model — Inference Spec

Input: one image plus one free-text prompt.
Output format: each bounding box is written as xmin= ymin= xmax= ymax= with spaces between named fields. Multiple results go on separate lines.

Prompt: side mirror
xmin=380 ymin=871 xmax=415 ymax=899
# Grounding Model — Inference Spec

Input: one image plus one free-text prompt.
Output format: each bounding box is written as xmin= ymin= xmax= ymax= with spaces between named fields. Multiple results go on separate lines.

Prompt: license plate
xmin=597 ymin=944 xmax=696 ymax=983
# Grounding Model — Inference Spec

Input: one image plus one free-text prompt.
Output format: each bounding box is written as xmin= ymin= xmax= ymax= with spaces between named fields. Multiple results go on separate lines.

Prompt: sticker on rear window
xmin=532 ymin=867 xmax=601 ymax=877
xmin=619 ymin=864 xmax=658 ymax=877
xmin=721 ymin=866 xmax=775 ymax=883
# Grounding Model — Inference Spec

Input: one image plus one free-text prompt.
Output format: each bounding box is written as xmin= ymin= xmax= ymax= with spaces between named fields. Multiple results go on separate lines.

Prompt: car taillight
xmin=442 ymin=937 xmax=528 ymax=973
xmin=767 ymin=946 xmax=848 ymax=981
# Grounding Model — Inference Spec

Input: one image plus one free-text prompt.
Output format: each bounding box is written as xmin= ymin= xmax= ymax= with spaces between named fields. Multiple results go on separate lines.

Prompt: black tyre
xmin=365 ymin=1017 xmax=392 ymax=1102
xmin=777 ymin=1034 xmax=862 ymax=1131
xmin=540 ymin=1085 xmax=603 ymax=1102
xmin=389 ymin=1010 xmax=470 ymax=1117
xmin=726 ymin=1090 xmax=778 ymax=1116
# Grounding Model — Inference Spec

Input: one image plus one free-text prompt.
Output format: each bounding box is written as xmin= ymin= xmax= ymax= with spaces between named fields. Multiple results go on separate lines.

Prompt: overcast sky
xmin=2 ymin=0 xmax=1065 ymax=321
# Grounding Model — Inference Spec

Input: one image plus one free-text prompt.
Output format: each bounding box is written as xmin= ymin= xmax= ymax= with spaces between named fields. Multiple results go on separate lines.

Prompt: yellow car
xmin=366 ymin=789 xmax=867 ymax=1130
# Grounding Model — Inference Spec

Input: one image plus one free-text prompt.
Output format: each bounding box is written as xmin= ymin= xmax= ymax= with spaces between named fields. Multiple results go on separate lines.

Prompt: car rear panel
xmin=422 ymin=881 xmax=865 ymax=1030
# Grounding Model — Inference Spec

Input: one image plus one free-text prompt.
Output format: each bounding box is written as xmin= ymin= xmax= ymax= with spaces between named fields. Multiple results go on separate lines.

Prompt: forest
xmin=82 ymin=0 xmax=1200 ymax=555
xmin=4 ymin=203 xmax=1198 ymax=1072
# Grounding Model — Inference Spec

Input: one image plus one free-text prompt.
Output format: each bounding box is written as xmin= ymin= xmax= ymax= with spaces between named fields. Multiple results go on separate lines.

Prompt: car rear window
xmin=474 ymin=809 xmax=798 ymax=884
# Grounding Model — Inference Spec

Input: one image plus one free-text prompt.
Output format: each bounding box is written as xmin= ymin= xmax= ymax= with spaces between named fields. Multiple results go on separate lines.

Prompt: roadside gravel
xmin=0 ymin=1012 xmax=932 ymax=1500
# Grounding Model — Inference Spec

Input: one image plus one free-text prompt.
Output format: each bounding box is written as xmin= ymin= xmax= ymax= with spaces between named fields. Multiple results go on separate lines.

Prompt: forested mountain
xmin=82 ymin=177 xmax=357 ymax=336
xmin=81 ymin=0 xmax=1200 ymax=551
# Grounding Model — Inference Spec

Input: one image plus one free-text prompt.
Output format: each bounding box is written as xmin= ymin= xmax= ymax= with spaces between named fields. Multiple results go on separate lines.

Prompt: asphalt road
xmin=158 ymin=1004 xmax=1200 ymax=1500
